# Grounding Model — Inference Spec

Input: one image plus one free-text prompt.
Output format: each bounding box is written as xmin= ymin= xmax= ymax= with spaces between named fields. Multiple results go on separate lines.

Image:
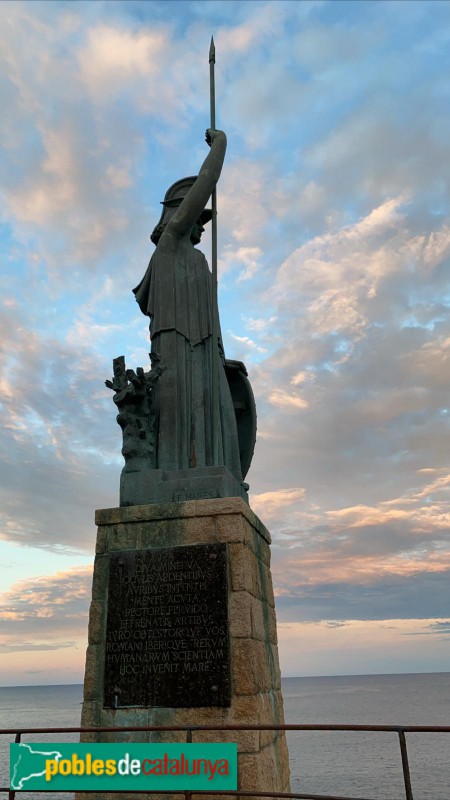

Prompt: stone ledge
xmin=95 ymin=496 xmax=271 ymax=544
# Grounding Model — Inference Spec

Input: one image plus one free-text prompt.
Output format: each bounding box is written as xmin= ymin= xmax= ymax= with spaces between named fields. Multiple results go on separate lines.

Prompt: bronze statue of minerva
xmin=110 ymin=129 xmax=256 ymax=506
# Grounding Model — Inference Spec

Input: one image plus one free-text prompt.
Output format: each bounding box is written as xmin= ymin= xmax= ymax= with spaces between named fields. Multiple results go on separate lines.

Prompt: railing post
xmin=8 ymin=732 xmax=21 ymax=800
xmin=185 ymin=728 xmax=193 ymax=800
xmin=398 ymin=730 xmax=414 ymax=800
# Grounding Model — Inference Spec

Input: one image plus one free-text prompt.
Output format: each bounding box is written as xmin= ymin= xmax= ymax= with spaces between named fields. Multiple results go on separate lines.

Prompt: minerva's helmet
xmin=151 ymin=176 xmax=213 ymax=244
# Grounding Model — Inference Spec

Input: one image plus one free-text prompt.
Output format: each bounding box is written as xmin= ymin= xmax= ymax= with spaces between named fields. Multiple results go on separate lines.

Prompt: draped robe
xmin=133 ymin=235 xmax=243 ymax=483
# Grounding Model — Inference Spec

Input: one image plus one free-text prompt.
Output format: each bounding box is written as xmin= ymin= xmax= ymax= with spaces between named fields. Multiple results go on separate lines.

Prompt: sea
xmin=0 ymin=673 xmax=449 ymax=799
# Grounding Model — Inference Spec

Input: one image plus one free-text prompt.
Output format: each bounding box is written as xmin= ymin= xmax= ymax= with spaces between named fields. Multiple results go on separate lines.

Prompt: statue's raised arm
xmin=166 ymin=129 xmax=227 ymax=242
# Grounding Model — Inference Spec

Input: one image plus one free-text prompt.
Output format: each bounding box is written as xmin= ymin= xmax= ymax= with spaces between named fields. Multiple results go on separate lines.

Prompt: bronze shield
xmin=225 ymin=359 xmax=257 ymax=480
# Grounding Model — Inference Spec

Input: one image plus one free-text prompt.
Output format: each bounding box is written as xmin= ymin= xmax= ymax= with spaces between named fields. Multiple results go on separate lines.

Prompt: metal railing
xmin=1 ymin=722 xmax=450 ymax=800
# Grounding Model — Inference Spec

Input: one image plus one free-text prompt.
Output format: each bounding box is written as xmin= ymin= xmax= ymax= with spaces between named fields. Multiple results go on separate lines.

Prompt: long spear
xmin=209 ymin=36 xmax=219 ymax=465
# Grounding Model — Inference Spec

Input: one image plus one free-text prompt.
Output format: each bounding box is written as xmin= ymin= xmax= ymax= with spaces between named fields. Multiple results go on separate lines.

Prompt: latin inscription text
xmin=103 ymin=543 xmax=230 ymax=707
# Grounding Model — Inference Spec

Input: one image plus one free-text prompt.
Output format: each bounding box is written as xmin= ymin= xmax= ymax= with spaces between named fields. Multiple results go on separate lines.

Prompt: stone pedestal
xmin=80 ymin=497 xmax=290 ymax=797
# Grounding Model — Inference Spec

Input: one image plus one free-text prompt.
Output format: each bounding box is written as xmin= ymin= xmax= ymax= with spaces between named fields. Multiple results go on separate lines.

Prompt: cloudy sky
xmin=1 ymin=0 xmax=450 ymax=686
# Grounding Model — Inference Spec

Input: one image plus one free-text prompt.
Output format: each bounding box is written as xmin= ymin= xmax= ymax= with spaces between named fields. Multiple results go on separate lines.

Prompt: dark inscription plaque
xmin=103 ymin=543 xmax=230 ymax=708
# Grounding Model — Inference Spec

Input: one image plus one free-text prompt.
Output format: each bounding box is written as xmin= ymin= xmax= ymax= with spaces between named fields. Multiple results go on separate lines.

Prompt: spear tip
xmin=209 ymin=35 xmax=215 ymax=63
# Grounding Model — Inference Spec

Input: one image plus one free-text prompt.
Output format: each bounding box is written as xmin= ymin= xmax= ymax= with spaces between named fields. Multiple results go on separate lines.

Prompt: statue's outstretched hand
xmin=205 ymin=128 xmax=225 ymax=147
